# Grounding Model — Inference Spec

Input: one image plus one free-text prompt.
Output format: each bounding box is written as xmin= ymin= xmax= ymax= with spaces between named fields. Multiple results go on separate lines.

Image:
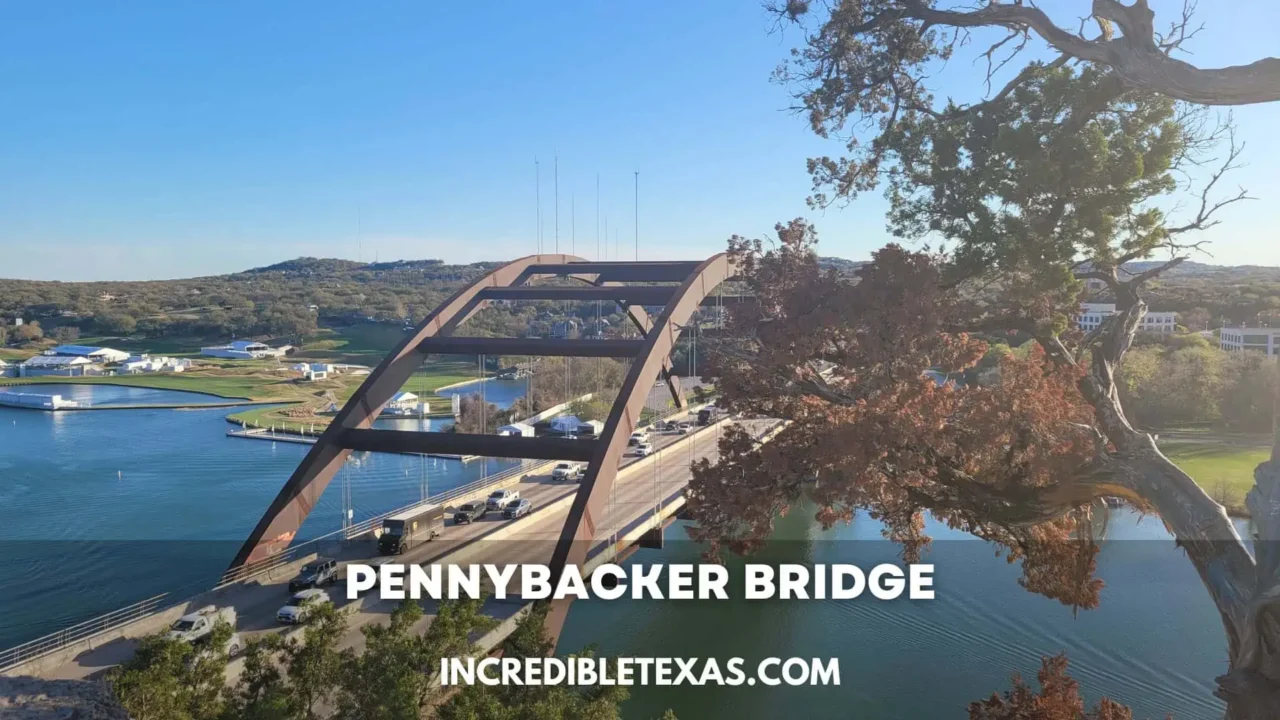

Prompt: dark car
xmin=503 ymin=498 xmax=532 ymax=520
xmin=453 ymin=502 xmax=487 ymax=524
xmin=288 ymin=558 xmax=338 ymax=592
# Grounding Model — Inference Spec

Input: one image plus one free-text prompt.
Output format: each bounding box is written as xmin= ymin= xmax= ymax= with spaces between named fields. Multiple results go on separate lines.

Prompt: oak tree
xmin=968 ymin=654 xmax=1134 ymax=720
xmin=689 ymin=60 xmax=1277 ymax=718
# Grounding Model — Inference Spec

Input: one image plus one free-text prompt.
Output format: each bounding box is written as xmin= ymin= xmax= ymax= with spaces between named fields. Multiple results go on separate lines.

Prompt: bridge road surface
xmin=38 ymin=412 xmax=774 ymax=681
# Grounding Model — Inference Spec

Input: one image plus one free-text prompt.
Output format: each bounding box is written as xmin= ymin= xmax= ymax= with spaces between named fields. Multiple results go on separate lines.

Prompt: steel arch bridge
xmin=229 ymin=253 xmax=737 ymax=643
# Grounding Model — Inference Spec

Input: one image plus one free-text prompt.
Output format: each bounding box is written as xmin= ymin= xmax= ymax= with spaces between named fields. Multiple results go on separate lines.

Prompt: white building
xmin=1220 ymin=328 xmax=1280 ymax=357
xmin=201 ymin=340 xmax=285 ymax=360
xmin=49 ymin=344 xmax=130 ymax=364
xmin=1075 ymin=304 xmax=1177 ymax=334
xmin=121 ymin=355 xmax=191 ymax=373
xmin=383 ymin=391 xmax=428 ymax=416
xmin=19 ymin=355 xmax=101 ymax=377
xmin=0 ymin=391 xmax=80 ymax=409
xmin=295 ymin=363 xmax=329 ymax=381
xmin=0 ymin=359 xmax=13 ymax=378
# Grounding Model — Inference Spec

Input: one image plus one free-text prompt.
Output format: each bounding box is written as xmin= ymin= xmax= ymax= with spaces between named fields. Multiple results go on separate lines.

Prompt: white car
xmin=486 ymin=488 xmax=520 ymax=511
xmin=634 ymin=441 xmax=655 ymax=457
xmin=551 ymin=462 xmax=583 ymax=481
xmin=277 ymin=588 xmax=331 ymax=625
xmin=628 ymin=431 xmax=649 ymax=447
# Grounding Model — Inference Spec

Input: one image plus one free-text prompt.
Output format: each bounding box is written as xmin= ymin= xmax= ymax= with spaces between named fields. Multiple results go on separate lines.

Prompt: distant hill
xmin=1 ymin=255 xmax=1276 ymax=346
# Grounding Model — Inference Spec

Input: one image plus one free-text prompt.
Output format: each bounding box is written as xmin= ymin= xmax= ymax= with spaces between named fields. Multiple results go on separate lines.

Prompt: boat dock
xmin=225 ymin=428 xmax=480 ymax=461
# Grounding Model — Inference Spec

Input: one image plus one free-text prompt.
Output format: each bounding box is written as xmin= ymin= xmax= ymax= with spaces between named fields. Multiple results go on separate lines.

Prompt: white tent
xmin=549 ymin=415 xmax=583 ymax=434
xmin=497 ymin=422 xmax=535 ymax=437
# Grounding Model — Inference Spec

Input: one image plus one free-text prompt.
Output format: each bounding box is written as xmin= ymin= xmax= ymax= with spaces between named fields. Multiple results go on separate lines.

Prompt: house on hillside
xmin=0 ymin=359 xmax=13 ymax=378
xmin=19 ymin=355 xmax=102 ymax=377
xmin=50 ymin=345 xmax=130 ymax=364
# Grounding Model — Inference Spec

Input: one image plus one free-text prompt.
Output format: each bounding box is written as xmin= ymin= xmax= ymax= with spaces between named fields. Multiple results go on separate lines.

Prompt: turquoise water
xmin=0 ymin=384 xmax=517 ymax=647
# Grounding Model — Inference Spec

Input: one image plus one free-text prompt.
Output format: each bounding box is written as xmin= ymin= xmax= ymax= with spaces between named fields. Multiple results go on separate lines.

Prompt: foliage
xmin=438 ymin=605 xmax=644 ymax=720
xmin=968 ymin=654 xmax=1134 ymax=720
xmin=109 ymin=621 xmax=233 ymax=720
xmin=696 ymin=52 xmax=1273 ymax=714
xmin=337 ymin=598 xmax=496 ymax=719
xmin=13 ymin=321 xmax=43 ymax=343
xmin=1118 ymin=343 xmax=1279 ymax=432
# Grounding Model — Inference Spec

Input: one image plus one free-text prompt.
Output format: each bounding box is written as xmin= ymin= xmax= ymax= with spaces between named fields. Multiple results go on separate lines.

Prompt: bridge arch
xmin=229 ymin=253 xmax=736 ymax=645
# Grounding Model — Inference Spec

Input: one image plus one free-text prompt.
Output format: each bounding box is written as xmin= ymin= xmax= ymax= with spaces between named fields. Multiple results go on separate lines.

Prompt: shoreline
xmin=0 ymin=377 xmax=252 ymax=402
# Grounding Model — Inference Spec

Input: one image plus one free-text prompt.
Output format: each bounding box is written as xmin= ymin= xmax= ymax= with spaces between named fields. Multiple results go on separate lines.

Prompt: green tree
xmin=222 ymin=603 xmax=347 ymax=720
xmin=109 ymin=622 xmax=232 ymax=720
xmin=337 ymin=598 xmax=496 ymax=720
xmin=697 ymin=46 xmax=1271 ymax=715
xmin=438 ymin=606 xmax=644 ymax=720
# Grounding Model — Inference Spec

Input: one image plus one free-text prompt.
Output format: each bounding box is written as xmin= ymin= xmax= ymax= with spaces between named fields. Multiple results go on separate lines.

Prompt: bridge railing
xmin=214 ymin=459 xmax=538 ymax=588
xmin=0 ymin=593 xmax=169 ymax=673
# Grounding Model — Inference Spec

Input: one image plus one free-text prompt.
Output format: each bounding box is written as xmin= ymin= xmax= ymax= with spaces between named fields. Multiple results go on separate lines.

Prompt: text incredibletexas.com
xmin=439 ymin=656 xmax=841 ymax=688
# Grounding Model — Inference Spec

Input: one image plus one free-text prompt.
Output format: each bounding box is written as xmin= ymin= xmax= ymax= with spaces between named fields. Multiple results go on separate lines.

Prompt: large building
xmin=1075 ymin=304 xmax=1177 ymax=334
xmin=1220 ymin=328 xmax=1280 ymax=357
xmin=19 ymin=355 xmax=102 ymax=377
xmin=49 ymin=344 xmax=130 ymax=364
xmin=201 ymin=340 xmax=287 ymax=360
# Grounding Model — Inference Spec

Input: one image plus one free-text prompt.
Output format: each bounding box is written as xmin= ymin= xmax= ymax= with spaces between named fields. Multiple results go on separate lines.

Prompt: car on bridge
xmin=503 ymin=498 xmax=532 ymax=520
xmin=634 ymin=441 xmax=655 ymax=457
xmin=628 ymin=431 xmax=649 ymax=446
xmin=277 ymin=588 xmax=331 ymax=625
xmin=288 ymin=558 xmax=339 ymax=592
xmin=167 ymin=605 xmax=236 ymax=644
xmin=486 ymin=488 xmax=520 ymax=511
xmin=675 ymin=421 xmax=693 ymax=434
xmin=551 ymin=462 xmax=584 ymax=481
xmin=453 ymin=502 xmax=488 ymax=524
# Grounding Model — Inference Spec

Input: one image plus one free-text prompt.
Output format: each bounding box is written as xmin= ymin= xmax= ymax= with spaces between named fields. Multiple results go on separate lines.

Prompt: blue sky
xmin=1 ymin=1 xmax=1277 ymax=281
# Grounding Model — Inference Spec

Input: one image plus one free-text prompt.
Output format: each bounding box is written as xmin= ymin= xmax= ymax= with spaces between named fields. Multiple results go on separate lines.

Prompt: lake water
xmin=0 ymin=383 xmax=518 ymax=648
xmin=0 ymin=382 xmax=1244 ymax=718
xmin=6 ymin=382 xmax=229 ymax=406
xmin=559 ymin=508 xmax=1241 ymax=720
xmin=435 ymin=377 xmax=529 ymax=409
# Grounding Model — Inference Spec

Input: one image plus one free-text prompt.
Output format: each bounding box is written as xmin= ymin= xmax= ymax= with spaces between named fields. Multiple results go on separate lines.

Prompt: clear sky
xmin=1 ymin=1 xmax=1277 ymax=281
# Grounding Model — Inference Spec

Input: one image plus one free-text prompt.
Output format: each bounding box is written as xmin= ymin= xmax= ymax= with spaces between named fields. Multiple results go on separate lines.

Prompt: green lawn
xmin=1163 ymin=441 xmax=1271 ymax=516
xmin=224 ymin=361 xmax=477 ymax=432
xmin=2 ymin=373 xmax=293 ymax=400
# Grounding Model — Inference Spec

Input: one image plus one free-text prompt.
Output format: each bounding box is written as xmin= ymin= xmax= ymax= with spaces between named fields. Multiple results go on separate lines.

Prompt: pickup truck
xmin=486 ymin=488 xmax=520 ymax=511
xmin=167 ymin=606 xmax=242 ymax=657
xmin=167 ymin=605 xmax=236 ymax=644
xmin=289 ymin=558 xmax=339 ymax=592
xmin=551 ymin=462 xmax=583 ymax=481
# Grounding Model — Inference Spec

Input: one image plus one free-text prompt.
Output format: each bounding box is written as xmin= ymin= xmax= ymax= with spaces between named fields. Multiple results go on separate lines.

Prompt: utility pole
xmin=596 ymin=174 xmax=601 ymax=262
xmin=554 ymin=155 xmax=559 ymax=254
xmin=634 ymin=171 xmax=639 ymax=261
xmin=571 ymin=195 xmax=576 ymax=256
xmin=535 ymin=159 xmax=542 ymax=254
